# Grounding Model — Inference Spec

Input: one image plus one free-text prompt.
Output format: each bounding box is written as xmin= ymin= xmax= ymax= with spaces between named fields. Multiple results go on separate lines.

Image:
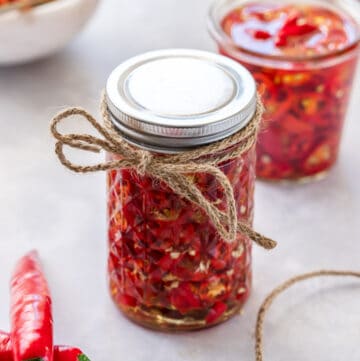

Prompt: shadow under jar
xmin=105 ymin=50 xmax=258 ymax=331
xmin=209 ymin=0 xmax=360 ymax=181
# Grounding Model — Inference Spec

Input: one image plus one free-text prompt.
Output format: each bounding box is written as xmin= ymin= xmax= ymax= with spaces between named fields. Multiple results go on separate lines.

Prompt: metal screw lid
xmin=106 ymin=49 xmax=257 ymax=153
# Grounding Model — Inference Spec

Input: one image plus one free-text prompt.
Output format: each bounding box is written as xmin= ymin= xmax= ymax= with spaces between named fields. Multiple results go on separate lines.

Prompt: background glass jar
xmin=105 ymin=49 xmax=258 ymax=331
xmin=208 ymin=0 xmax=360 ymax=181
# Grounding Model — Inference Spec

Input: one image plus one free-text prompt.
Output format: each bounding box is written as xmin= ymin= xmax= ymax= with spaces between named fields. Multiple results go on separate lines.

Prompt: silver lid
xmin=106 ymin=49 xmax=256 ymax=153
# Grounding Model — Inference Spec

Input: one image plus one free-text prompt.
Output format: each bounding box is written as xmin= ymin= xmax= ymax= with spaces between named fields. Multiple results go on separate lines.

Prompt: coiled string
xmin=255 ymin=270 xmax=360 ymax=361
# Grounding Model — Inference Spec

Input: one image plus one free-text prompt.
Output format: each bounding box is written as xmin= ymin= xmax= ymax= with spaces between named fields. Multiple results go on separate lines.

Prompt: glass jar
xmin=208 ymin=0 xmax=360 ymax=181
xmin=105 ymin=49 xmax=258 ymax=331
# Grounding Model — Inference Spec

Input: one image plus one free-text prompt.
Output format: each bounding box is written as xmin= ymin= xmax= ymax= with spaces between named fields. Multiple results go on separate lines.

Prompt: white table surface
xmin=0 ymin=1 xmax=360 ymax=360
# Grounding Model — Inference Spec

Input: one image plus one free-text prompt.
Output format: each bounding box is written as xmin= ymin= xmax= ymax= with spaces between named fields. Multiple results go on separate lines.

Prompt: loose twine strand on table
xmin=50 ymin=93 xmax=276 ymax=249
xmin=255 ymin=270 xmax=360 ymax=361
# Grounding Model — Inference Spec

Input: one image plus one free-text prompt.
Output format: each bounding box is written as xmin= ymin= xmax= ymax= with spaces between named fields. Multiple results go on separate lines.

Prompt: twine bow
xmin=50 ymin=93 xmax=276 ymax=250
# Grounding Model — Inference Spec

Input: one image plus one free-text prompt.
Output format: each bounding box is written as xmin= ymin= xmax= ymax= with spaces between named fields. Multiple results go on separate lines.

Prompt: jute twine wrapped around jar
xmin=50 ymin=93 xmax=276 ymax=250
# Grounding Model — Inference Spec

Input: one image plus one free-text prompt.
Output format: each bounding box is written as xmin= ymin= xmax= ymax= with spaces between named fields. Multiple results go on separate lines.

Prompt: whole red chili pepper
xmin=10 ymin=251 xmax=53 ymax=361
xmin=0 ymin=333 xmax=90 ymax=361
xmin=0 ymin=331 xmax=12 ymax=361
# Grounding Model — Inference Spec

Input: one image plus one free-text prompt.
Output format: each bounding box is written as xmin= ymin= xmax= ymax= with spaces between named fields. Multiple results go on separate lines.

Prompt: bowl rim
xmin=0 ymin=0 xmax=98 ymax=20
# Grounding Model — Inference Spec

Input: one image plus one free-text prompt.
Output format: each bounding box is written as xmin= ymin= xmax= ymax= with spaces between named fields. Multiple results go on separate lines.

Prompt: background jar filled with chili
xmin=208 ymin=0 xmax=360 ymax=181
xmin=105 ymin=49 xmax=258 ymax=331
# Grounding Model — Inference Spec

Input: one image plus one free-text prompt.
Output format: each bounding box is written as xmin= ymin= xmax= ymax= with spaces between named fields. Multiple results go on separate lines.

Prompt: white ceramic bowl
xmin=0 ymin=0 xmax=98 ymax=65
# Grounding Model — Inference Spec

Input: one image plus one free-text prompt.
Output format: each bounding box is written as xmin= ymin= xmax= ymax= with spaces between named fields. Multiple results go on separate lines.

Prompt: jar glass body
xmin=107 ymin=144 xmax=255 ymax=331
xmin=209 ymin=0 xmax=360 ymax=181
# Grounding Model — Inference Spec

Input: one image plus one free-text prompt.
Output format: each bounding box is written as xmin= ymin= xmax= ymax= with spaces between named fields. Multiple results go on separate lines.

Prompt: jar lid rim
xmin=106 ymin=49 xmax=257 ymax=152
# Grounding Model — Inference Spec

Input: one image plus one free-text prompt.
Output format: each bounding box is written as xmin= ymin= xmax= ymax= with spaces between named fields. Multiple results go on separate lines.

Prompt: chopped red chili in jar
xmin=107 ymin=149 xmax=255 ymax=330
xmin=215 ymin=1 xmax=360 ymax=180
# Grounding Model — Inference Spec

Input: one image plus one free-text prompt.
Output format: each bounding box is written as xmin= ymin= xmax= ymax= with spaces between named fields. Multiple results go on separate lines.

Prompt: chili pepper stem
xmin=77 ymin=355 xmax=90 ymax=361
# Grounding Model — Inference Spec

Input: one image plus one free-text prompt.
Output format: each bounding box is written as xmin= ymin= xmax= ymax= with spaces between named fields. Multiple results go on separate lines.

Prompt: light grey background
xmin=0 ymin=1 xmax=359 ymax=360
